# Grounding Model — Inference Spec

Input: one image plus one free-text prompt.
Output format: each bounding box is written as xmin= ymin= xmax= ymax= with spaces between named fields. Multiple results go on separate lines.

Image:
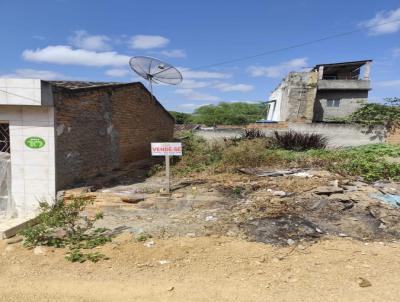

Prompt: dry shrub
xmin=221 ymin=139 xmax=268 ymax=167
xmin=271 ymin=130 xmax=327 ymax=151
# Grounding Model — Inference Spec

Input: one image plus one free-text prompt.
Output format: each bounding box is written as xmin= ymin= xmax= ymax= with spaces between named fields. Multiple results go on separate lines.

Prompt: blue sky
xmin=0 ymin=0 xmax=400 ymax=112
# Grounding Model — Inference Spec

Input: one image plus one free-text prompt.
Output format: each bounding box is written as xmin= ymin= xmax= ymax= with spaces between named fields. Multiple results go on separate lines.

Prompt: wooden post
xmin=165 ymin=155 xmax=170 ymax=193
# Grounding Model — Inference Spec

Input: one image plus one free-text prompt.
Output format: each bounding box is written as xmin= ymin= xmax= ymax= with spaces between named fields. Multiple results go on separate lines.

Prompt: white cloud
xmin=214 ymin=83 xmax=254 ymax=92
xmin=68 ymin=30 xmax=111 ymax=51
xmin=160 ymin=49 xmax=187 ymax=58
xmin=247 ymin=57 xmax=308 ymax=78
xmin=129 ymin=35 xmax=169 ymax=49
xmin=179 ymin=67 xmax=231 ymax=79
xmin=175 ymin=88 xmax=220 ymax=101
xmin=22 ymin=45 xmax=130 ymax=67
xmin=375 ymin=79 xmax=400 ymax=88
xmin=0 ymin=69 xmax=65 ymax=80
xmin=180 ymin=79 xmax=211 ymax=89
xmin=359 ymin=8 xmax=400 ymax=36
xmin=105 ymin=68 xmax=130 ymax=77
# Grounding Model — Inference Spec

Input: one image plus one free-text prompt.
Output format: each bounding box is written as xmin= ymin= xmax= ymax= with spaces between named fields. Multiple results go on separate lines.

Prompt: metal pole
xmin=165 ymin=155 xmax=170 ymax=194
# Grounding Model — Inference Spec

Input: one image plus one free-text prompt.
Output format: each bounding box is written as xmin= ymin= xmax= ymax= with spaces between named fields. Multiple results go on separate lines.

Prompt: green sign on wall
xmin=25 ymin=137 xmax=46 ymax=149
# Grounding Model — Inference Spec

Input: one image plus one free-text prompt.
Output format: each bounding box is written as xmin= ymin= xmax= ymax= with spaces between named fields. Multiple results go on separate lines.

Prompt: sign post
xmin=151 ymin=142 xmax=182 ymax=194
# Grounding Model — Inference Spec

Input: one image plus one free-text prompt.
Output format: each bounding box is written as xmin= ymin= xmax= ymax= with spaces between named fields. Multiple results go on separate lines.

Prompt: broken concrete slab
xmin=313 ymin=186 xmax=344 ymax=195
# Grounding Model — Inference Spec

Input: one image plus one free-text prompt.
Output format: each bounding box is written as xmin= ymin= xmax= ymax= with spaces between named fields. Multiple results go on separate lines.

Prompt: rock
xmin=186 ymin=233 xmax=196 ymax=238
xmin=167 ymin=286 xmax=175 ymax=291
xmin=328 ymin=193 xmax=350 ymax=202
xmin=121 ymin=195 xmax=145 ymax=204
xmin=158 ymin=260 xmax=170 ymax=265
xmin=358 ymin=277 xmax=372 ymax=288
xmin=314 ymin=186 xmax=344 ymax=195
xmin=6 ymin=236 xmax=23 ymax=245
xmin=33 ymin=246 xmax=48 ymax=256
xmin=287 ymin=239 xmax=295 ymax=245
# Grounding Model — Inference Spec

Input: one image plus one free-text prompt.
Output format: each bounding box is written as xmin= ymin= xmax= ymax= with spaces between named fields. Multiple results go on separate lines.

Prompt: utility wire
xmin=193 ymin=18 xmax=400 ymax=70
xmin=1 ymin=18 xmax=400 ymax=104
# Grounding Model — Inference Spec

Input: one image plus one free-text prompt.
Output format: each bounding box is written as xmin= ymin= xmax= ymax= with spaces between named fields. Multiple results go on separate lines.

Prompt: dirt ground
xmin=1 ymin=235 xmax=400 ymax=302
xmin=2 ymin=165 xmax=400 ymax=301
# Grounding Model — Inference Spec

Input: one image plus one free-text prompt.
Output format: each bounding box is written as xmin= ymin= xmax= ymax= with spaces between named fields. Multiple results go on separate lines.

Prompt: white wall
xmin=0 ymin=79 xmax=53 ymax=107
xmin=267 ymin=86 xmax=283 ymax=121
xmin=0 ymin=106 xmax=55 ymax=218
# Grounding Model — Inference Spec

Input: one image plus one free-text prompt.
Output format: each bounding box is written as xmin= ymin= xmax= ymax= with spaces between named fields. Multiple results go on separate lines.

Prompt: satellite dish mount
xmin=129 ymin=56 xmax=183 ymax=101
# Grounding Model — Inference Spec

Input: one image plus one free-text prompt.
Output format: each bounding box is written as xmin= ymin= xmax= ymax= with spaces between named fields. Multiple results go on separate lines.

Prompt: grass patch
xmin=173 ymin=134 xmax=400 ymax=182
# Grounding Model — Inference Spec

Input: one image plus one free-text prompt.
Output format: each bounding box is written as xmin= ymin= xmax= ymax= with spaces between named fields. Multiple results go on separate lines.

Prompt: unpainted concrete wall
xmin=267 ymin=72 xmax=318 ymax=122
xmin=195 ymin=123 xmax=386 ymax=147
xmin=314 ymin=90 xmax=367 ymax=122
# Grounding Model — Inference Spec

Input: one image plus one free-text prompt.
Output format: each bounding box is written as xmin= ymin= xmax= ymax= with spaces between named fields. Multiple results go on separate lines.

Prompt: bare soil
xmin=2 ymin=166 xmax=400 ymax=301
xmin=1 ymin=235 xmax=400 ymax=302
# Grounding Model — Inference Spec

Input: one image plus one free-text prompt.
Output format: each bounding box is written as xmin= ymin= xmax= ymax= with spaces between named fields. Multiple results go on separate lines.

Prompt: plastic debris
xmin=371 ymin=193 xmax=400 ymax=208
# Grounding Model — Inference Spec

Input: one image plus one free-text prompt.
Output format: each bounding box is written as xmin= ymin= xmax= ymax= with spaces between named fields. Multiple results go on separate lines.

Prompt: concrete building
xmin=265 ymin=60 xmax=372 ymax=122
xmin=0 ymin=79 xmax=174 ymax=220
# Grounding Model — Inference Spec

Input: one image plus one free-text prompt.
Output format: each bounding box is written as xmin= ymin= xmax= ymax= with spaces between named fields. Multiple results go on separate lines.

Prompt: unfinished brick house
xmin=0 ymin=79 xmax=174 ymax=219
xmin=265 ymin=60 xmax=372 ymax=122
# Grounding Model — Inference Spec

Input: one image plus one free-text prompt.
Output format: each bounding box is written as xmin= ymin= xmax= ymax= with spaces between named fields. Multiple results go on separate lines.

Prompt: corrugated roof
xmin=48 ymin=81 xmax=127 ymax=90
xmin=312 ymin=60 xmax=372 ymax=71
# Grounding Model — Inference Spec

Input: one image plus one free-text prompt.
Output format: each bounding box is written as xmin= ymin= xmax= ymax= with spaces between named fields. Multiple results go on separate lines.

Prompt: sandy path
xmin=1 ymin=235 xmax=399 ymax=302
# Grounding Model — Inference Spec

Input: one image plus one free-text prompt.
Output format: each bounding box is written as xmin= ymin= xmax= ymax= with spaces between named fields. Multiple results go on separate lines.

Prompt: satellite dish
xmin=129 ymin=56 xmax=183 ymax=98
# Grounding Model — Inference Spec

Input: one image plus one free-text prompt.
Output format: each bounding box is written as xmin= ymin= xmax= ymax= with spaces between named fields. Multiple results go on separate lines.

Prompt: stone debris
xmin=83 ymin=168 xmax=400 ymax=246
xmin=5 ymin=236 xmax=23 ymax=245
xmin=313 ymin=186 xmax=344 ymax=195
xmin=358 ymin=277 xmax=372 ymax=288
xmin=33 ymin=246 xmax=48 ymax=256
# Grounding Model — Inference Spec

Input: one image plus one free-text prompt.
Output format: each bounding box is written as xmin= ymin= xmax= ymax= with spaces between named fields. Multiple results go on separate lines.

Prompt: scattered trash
xmin=370 ymin=193 xmax=400 ymax=208
xmin=358 ymin=277 xmax=372 ymax=288
xmin=205 ymin=215 xmax=217 ymax=222
xmin=292 ymin=171 xmax=313 ymax=178
xmin=237 ymin=168 xmax=308 ymax=177
xmin=143 ymin=240 xmax=155 ymax=247
xmin=158 ymin=260 xmax=170 ymax=265
xmin=267 ymin=189 xmax=288 ymax=197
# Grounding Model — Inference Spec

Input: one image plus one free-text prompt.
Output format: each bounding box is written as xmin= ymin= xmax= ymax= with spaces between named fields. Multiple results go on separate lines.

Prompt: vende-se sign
xmin=151 ymin=142 xmax=182 ymax=156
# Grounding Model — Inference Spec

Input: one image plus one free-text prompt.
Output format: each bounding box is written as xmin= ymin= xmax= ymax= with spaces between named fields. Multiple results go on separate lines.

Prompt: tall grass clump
xmin=271 ymin=130 xmax=328 ymax=151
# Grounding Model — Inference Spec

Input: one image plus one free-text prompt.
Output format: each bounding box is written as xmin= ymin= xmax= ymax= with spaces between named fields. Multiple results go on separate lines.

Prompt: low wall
xmin=195 ymin=123 xmax=388 ymax=147
xmin=287 ymin=123 xmax=386 ymax=147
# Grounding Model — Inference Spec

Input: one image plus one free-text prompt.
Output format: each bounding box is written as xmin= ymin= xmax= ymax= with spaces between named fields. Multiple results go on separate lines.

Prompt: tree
xmin=350 ymin=99 xmax=400 ymax=129
xmin=190 ymin=102 xmax=265 ymax=126
xmin=169 ymin=111 xmax=192 ymax=124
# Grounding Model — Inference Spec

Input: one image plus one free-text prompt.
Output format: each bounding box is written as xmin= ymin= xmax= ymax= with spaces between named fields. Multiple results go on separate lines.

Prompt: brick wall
xmin=386 ymin=127 xmax=400 ymax=144
xmin=54 ymin=83 xmax=174 ymax=190
xmin=111 ymin=84 xmax=174 ymax=163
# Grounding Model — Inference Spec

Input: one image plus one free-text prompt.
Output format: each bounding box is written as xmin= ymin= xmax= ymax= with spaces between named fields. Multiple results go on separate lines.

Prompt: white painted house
xmin=0 ymin=79 xmax=56 ymax=222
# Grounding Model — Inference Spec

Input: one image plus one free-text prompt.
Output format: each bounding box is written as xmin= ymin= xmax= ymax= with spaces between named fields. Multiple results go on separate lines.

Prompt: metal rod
xmin=165 ymin=155 xmax=170 ymax=194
